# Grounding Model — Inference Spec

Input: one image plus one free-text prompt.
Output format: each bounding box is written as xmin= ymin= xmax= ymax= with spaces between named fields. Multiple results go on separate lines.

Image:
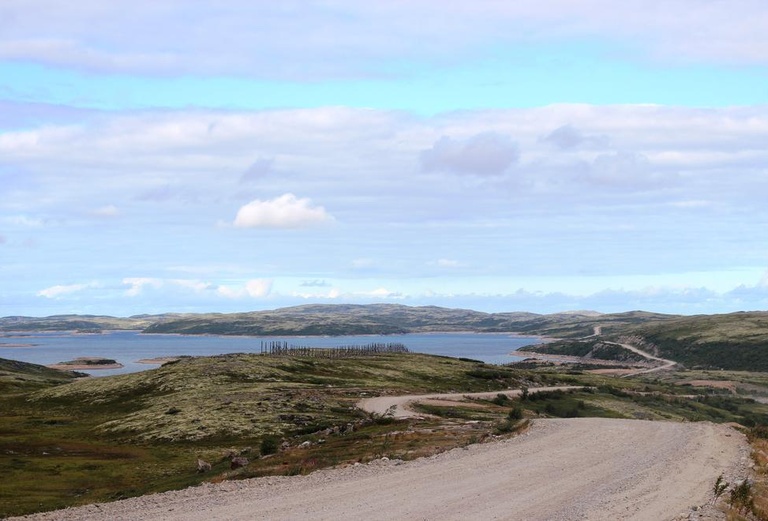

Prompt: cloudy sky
xmin=3 ymin=0 xmax=768 ymax=317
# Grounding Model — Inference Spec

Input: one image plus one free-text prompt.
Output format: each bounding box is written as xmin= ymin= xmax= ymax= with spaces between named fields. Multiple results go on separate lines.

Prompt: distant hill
xmin=142 ymin=304 xmax=541 ymax=335
xmin=4 ymin=304 xmax=768 ymax=371
xmin=0 ymin=304 xmax=677 ymax=337
xmin=0 ymin=314 xmax=155 ymax=332
xmin=629 ymin=311 xmax=768 ymax=371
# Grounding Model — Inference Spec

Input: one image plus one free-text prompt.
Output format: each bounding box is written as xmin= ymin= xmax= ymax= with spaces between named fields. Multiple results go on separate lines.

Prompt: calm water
xmin=0 ymin=331 xmax=543 ymax=376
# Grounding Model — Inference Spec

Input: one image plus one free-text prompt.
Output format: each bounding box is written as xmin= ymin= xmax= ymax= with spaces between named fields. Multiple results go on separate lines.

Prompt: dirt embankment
xmin=11 ymin=418 xmax=750 ymax=521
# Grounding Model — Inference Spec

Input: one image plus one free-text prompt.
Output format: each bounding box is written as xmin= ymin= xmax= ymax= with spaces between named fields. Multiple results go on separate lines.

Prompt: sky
xmin=2 ymin=0 xmax=768 ymax=317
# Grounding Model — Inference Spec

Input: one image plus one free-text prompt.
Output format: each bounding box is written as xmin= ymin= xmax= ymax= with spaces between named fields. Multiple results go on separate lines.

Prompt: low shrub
xmin=508 ymin=406 xmax=524 ymax=420
xmin=260 ymin=436 xmax=279 ymax=456
xmin=491 ymin=393 xmax=510 ymax=406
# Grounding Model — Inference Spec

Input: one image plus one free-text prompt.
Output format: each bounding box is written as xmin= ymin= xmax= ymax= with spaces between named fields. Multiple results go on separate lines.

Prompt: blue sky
xmin=2 ymin=0 xmax=768 ymax=317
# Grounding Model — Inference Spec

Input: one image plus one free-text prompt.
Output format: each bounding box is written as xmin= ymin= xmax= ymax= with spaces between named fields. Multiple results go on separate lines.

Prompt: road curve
xmin=357 ymin=386 xmax=583 ymax=418
xmin=603 ymin=341 xmax=677 ymax=376
xmin=12 ymin=418 xmax=749 ymax=521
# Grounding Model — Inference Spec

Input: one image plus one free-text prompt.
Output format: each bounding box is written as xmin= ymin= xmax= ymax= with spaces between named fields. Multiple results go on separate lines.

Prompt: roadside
xmin=9 ymin=418 xmax=749 ymax=521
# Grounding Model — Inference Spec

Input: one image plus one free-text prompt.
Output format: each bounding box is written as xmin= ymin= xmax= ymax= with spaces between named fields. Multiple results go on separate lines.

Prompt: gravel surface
xmin=10 ymin=418 xmax=750 ymax=521
xmin=358 ymin=386 xmax=584 ymax=418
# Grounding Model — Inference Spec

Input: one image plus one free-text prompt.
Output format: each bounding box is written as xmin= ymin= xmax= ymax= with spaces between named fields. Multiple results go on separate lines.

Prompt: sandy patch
xmin=686 ymin=380 xmax=737 ymax=392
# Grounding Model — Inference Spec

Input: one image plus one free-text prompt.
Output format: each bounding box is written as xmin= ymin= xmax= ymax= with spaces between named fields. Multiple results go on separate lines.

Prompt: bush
xmin=495 ymin=419 xmax=529 ymax=435
xmin=508 ymin=406 xmax=524 ymax=420
xmin=750 ymin=425 xmax=768 ymax=440
xmin=729 ymin=480 xmax=755 ymax=515
xmin=491 ymin=393 xmax=510 ymax=406
xmin=260 ymin=436 xmax=279 ymax=456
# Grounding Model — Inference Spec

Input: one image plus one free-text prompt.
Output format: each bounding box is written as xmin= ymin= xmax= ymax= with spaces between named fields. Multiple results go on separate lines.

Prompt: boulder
xmin=230 ymin=456 xmax=249 ymax=469
xmin=196 ymin=458 xmax=211 ymax=473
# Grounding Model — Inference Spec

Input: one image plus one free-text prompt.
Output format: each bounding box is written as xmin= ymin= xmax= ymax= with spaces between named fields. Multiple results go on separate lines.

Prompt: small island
xmin=47 ymin=357 xmax=124 ymax=370
xmin=137 ymin=356 xmax=185 ymax=365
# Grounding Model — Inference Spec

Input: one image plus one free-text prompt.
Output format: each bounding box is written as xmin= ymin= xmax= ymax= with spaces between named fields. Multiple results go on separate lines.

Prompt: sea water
xmin=0 ymin=330 xmax=543 ymax=376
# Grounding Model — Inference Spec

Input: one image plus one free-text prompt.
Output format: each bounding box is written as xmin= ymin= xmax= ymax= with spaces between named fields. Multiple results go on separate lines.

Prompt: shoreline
xmin=47 ymin=363 xmax=124 ymax=370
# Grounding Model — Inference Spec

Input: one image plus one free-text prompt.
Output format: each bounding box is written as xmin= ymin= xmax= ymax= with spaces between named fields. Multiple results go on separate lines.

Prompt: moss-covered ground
xmin=0 ymin=353 xmax=533 ymax=517
xmin=1 ymin=353 xmax=768 ymax=518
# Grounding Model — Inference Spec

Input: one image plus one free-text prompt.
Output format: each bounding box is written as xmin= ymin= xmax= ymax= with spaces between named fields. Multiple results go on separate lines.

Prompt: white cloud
xmin=421 ymin=132 xmax=519 ymax=176
xmin=367 ymin=287 xmax=403 ymax=298
xmin=3 ymin=1 xmax=768 ymax=79
xmin=37 ymin=282 xmax=93 ymax=298
xmin=217 ymin=279 xmax=273 ymax=299
xmin=123 ymin=277 xmax=161 ymax=297
xmin=293 ymin=287 xmax=342 ymax=299
xmin=5 ymin=104 xmax=768 ymax=317
xmin=124 ymin=278 xmax=224 ymax=297
xmin=122 ymin=277 xmax=274 ymax=301
xmin=172 ymin=279 xmax=212 ymax=293
xmin=246 ymin=279 xmax=272 ymax=297
xmin=216 ymin=286 xmax=241 ymax=299
xmin=233 ymin=193 xmax=333 ymax=229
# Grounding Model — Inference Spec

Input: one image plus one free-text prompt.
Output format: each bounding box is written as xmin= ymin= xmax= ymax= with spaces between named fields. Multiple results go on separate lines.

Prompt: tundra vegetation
xmin=0 ymin=353 xmax=766 ymax=519
xmin=2 ymin=306 xmax=768 ymax=518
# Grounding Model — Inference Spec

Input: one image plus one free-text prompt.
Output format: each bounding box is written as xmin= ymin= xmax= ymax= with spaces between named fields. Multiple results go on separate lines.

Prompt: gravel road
xmin=11 ymin=418 xmax=750 ymax=521
xmin=358 ymin=386 xmax=583 ymax=418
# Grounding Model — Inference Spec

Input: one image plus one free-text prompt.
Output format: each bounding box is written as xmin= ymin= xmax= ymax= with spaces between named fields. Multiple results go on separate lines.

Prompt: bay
xmin=0 ymin=331 xmax=543 ymax=376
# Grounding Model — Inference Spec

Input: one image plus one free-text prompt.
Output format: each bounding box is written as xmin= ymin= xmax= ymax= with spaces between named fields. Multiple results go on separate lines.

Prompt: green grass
xmin=519 ymin=389 xmax=626 ymax=419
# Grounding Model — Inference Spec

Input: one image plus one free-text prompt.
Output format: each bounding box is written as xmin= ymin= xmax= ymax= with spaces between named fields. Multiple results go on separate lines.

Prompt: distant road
xmin=609 ymin=341 xmax=677 ymax=376
xmin=577 ymin=326 xmax=678 ymax=376
xmin=358 ymin=386 xmax=583 ymax=418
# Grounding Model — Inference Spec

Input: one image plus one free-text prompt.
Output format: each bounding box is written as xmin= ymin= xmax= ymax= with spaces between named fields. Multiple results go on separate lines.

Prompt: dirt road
xmin=358 ymin=386 xmax=583 ymax=418
xmin=616 ymin=341 xmax=677 ymax=376
xmin=13 ymin=418 xmax=749 ymax=521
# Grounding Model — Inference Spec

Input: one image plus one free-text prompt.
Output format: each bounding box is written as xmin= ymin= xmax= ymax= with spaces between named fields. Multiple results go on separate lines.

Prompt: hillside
xmin=0 ymin=357 xmax=83 ymax=392
xmin=629 ymin=311 xmax=768 ymax=371
xmin=0 ymin=351 xmax=534 ymax=516
xmin=2 ymin=349 xmax=767 ymax=518
xmin=28 ymin=351 xmax=529 ymax=442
